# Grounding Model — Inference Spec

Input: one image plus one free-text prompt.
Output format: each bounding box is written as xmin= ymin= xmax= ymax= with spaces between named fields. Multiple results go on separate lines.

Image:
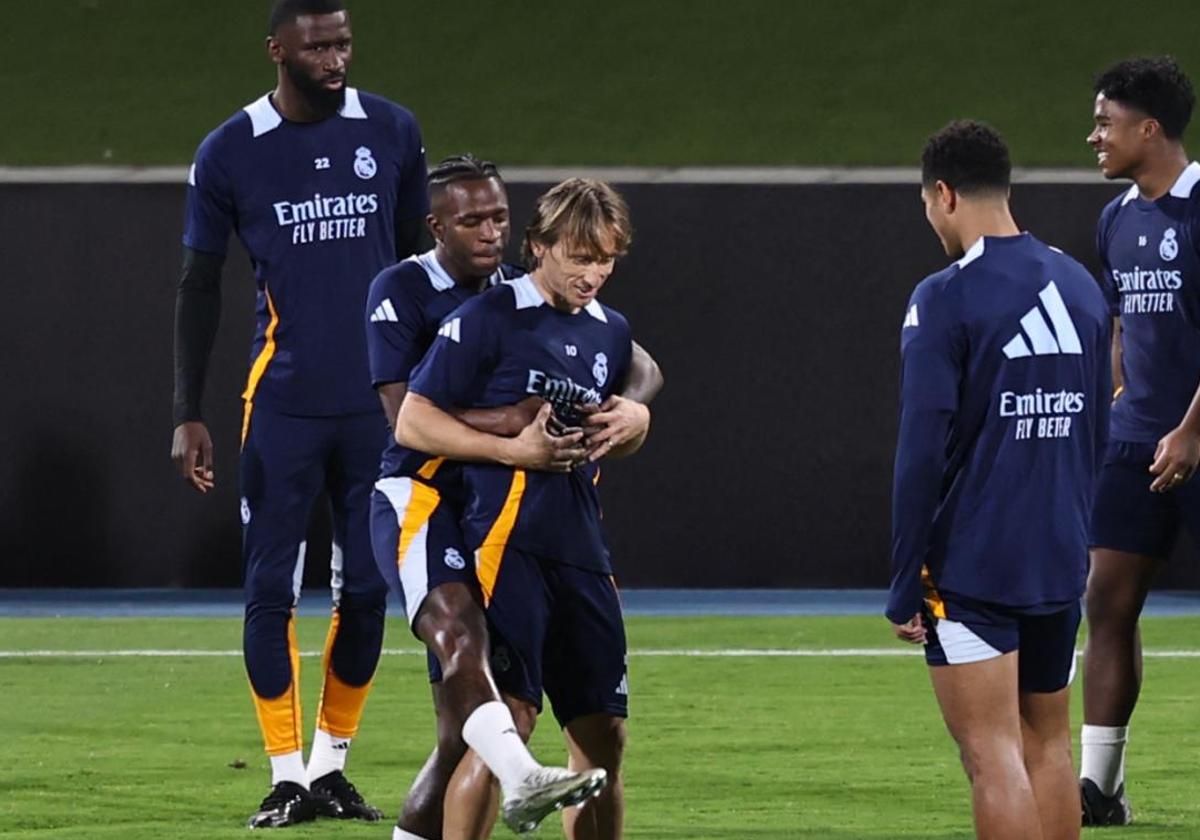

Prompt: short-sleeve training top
xmin=408 ymin=275 xmax=634 ymax=574
xmin=183 ymin=88 xmax=428 ymax=416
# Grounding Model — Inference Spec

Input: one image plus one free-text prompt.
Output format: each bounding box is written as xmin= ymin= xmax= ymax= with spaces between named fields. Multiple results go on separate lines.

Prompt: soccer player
xmin=395 ymin=178 xmax=644 ymax=840
xmin=1080 ymin=56 xmax=1200 ymax=826
xmin=170 ymin=0 xmax=428 ymax=827
xmin=365 ymin=157 xmax=661 ymax=839
xmin=888 ymin=121 xmax=1110 ymax=840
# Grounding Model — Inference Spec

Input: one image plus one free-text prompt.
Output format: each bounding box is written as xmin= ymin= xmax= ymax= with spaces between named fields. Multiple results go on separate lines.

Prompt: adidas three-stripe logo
xmin=370 ymin=298 xmax=398 ymax=323
xmin=437 ymin=317 xmax=461 ymax=343
xmin=902 ymin=304 xmax=919 ymax=328
xmin=1002 ymin=281 xmax=1082 ymax=359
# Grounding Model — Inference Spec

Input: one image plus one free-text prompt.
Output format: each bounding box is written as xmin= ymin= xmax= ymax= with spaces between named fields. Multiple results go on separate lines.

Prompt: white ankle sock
xmin=270 ymin=750 xmax=308 ymax=787
xmin=1081 ymin=724 xmax=1128 ymax=796
xmin=393 ymin=828 xmax=432 ymax=840
xmin=306 ymin=729 xmax=351 ymax=784
xmin=461 ymin=701 xmax=540 ymax=791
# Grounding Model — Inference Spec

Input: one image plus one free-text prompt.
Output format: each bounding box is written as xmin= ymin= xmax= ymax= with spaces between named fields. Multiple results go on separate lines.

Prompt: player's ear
xmin=935 ymin=180 xmax=957 ymax=214
xmin=1140 ymin=117 xmax=1161 ymax=142
xmin=426 ymin=213 xmax=442 ymax=242
xmin=266 ymin=35 xmax=285 ymax=65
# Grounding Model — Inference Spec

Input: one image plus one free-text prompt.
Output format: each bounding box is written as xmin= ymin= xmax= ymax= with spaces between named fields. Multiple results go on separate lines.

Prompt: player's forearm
xmin=886 ymin=406 xmax=953 ymax=624
xmin=621 ymin=341 xmax=664 ymax=404
xmin=1176 ymin=381 xmax=1200 ymax=434
xmin=451 ymin=404 xmax=532 ymax=437
xmin=1110 ymin=318 xmax=1124 ymax=397
xmin=172 ymin=248 xmax=225 ymax=424
xmin=396 ymin=392 xmax=512 ymax=464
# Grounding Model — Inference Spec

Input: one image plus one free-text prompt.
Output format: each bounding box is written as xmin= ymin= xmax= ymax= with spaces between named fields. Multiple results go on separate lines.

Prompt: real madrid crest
xmin=354 ymin=146 xmax=377 ymax=180
xmin=1160 ymin=227 xmax=1179 ymax=262
xmin=593 ymin=352 xmax=609 ymax=387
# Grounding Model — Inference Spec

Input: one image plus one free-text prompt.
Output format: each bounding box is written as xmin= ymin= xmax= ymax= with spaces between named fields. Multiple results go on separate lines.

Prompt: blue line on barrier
xmin=0 ymin=589 xmax=1198 ymax=618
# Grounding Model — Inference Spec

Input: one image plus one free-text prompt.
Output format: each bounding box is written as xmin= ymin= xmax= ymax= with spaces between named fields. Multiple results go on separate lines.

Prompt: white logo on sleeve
xmin=902 ymin=304 xmax=919 ymax=328
xmin=437 ymin=317 xmax=461 ymax=343
xmin=1160 ymin=227 xmax=1179 ymax=261
xmin=353 ymin=146 xmax=377 ymax=180
xmin=240 ymin=497 xmax=251 ymax=525
xmin=592 ymin=352 xmax=609 ymax=387
xmin=1001 ymin=281 xmax=1083 ymax=359
xmin=369 ymin=298 xmax=399 ymax=322
xmin=443 ymin=548 xmax=466 ymax=570
xmin=1138 ymin=235 xmax=1148 ymax=247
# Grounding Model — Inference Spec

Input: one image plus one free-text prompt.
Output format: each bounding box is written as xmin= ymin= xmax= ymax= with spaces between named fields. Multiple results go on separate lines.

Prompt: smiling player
xmin=1080 ymin=56 xmax=1200 ymax=826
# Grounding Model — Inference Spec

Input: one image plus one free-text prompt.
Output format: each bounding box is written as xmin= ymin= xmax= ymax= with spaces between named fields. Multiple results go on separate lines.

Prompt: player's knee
xmin=955 ymin=736 xmax=1018 ymax=784
xmin=569 ymin=715 xmax=627 ymax=770
xmin=427 ymin=618 xmax=488 ymax=678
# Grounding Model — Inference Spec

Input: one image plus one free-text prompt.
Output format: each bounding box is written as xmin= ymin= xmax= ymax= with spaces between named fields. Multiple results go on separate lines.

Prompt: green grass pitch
xmin=1 ymin=615 xmax=1197 ymax=838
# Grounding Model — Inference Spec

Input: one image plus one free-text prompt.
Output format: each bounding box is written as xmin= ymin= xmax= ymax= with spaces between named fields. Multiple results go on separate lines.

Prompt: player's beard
xmin=284 ymin=61 xmax=346 ymax=116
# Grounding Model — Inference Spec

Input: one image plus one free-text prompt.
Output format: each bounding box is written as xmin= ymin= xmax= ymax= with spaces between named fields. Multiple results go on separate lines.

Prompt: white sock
xmin=270 ymin=750 xmax=308 ymax=787
xmin=1081 ymin=724 xmax=1128 ymax=796
xmin=393 ymin=828 xmax=432 ymax=840
xmin=306 ymin=729 xmax=351 ymax=784
xmin=461 ymin=701 xmax=540 ymax=791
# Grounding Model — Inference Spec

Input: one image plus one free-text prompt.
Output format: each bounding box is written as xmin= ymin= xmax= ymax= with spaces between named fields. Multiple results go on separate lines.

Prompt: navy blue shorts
xmin=1090 ymin=440 xmax=1200 ymax=558
xmin=922 ymin=592 xmax=1080 ymax=693
xmin=482 ymin=548 xmax=628 ymax=727
xmin=369 ymin=477 xmax=475 ymax=629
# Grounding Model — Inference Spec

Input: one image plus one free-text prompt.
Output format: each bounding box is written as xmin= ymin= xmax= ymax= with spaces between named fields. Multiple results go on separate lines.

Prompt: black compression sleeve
xmin=395 ymin=215 xmax=432 ymax=260
xmin=173 ymin=248 xmax=225 ymax=425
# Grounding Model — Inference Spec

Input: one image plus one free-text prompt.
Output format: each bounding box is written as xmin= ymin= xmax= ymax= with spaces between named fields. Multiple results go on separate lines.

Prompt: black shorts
xmin=1091 ymin=440 xmax=1200 ymax=558
xmin=483 ymin=548 xmax=628 ymax=727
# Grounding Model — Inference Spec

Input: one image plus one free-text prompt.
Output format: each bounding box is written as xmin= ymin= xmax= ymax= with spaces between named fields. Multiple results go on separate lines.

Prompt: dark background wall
xmin=2 ymin=180 xmax=1196 ymax=589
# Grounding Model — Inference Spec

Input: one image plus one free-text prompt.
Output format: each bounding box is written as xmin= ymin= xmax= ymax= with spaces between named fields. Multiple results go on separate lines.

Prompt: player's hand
xmin=1148 ymin=424 xmax=1200 ymax=492
xmin=891 ymin=613 xmax=926 ymax=645
xmin=172 ymin=421 xmax=215 ymax=493
xmin=501 ymin=403 xmax=586 ymax=472
xmin=578 ymin=396 xmax=651 ymax=462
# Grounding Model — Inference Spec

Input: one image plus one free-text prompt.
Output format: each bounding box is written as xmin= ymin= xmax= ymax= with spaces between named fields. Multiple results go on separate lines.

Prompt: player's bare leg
xmin=561 ymin=714 xmax=626 ymax=840
xmin=1083 ymin=549 xmax=1159 ymax=725
xmin=1080 ymin=548 xmax=1158 ymax=822
xmin=1019 ymin=686 xmax=1079 ymax=840
xmin=444 ymin=696 xmax=535 ymax=840
xmin=398 ymin=583 xmax=498 ymax=838
xmin=929 ymin=652 xmax=1043 ymax=840
xmin=443 ymin=750 xmax=499 ymax=840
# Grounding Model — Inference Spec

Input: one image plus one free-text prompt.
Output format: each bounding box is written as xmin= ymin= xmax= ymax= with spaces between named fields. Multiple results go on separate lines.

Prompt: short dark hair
xmin=428 ymin=154 xmax=503 ymax=194
xmin=921 ymin=120 xmax=1011 ymax=195
xmin=1095 ymin=56 xmax=1195 ymax=139
xmin=268 ymin=0 xmax=346 ymax=34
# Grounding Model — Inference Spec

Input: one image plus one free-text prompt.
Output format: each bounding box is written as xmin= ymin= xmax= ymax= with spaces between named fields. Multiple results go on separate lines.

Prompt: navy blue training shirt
xmin=407 ymin=274 xmax=634 ymax=576
xmin=183 ymin=89 xmax=429 ymax=416
xmin=1098 ymin=161 xmax=1200 ymax=443
xmin=887 ymin=234 xmax=1112 ymax=623
xmin=365 ymin=250 xmax=523 ymax=492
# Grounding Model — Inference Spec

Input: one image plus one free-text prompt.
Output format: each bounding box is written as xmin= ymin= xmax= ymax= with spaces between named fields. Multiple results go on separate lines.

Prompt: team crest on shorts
xmin=240 ymin=497 xmax=251 ymax=525
xmin=592 ymin=352 xmax=608 ymax=387
xmin=443 ymin=547 xmax=466 ymax=570
xmin=1160 ymin=227 xmax=1179 ymax=261
xmin=353 ymin=146 xmax=377 ymax=180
